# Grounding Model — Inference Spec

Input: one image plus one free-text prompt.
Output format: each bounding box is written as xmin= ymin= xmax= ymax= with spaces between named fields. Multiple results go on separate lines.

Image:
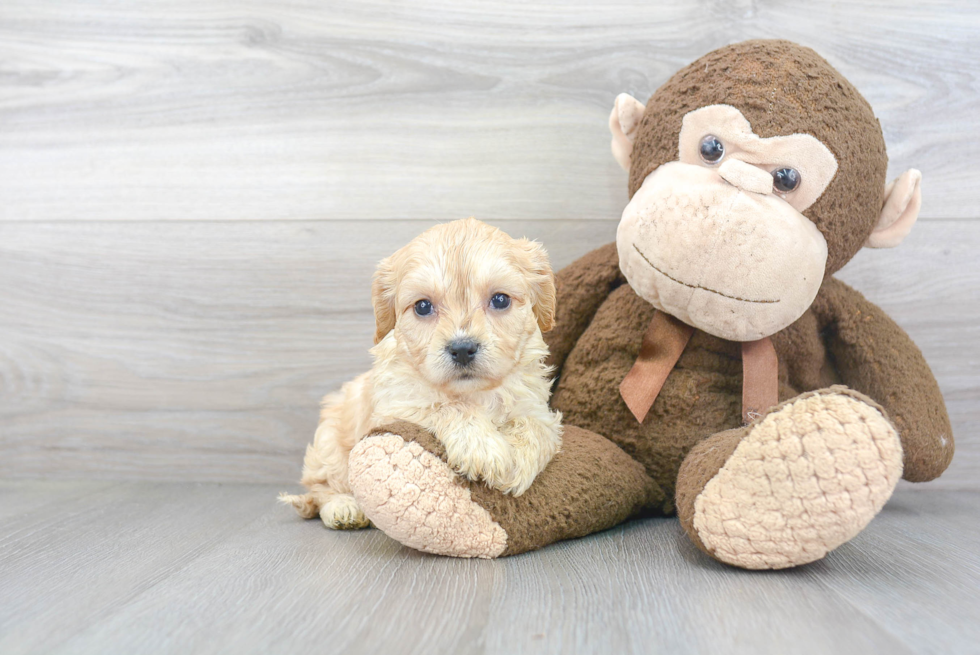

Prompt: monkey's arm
xmin=811 ymin=277 xmax=954 ymax=482
xmin=544 ymin=242 xmax=624 ymax=374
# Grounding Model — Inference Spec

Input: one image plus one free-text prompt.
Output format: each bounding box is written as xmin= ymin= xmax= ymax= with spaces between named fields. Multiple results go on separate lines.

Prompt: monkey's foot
xmin=349 ymin=427 xmax=507 ymax=558
xmin=676 ymin=387 xmax=903 ymax=570
xmin=348 ymin=421 xmax=661 ymax=558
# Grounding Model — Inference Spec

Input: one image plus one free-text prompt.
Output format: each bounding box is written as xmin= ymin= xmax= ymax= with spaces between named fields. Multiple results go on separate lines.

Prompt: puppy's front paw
xmin=441 ymin=419 xmax=558 ymax=497
xmin=454 ymin=450 xmax=538 ymax=497
xmin=496 ymin=419 xmax=563 ymax=496
xmin=320 ymin=494 xmax=370 ymax=530
xmin=450 ymin=445 xmax=518 ymax=495
xmin=496 ymin=472 xmax=535 ymax=497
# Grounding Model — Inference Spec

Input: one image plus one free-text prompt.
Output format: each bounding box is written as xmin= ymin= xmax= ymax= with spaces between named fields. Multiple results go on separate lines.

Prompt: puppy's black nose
xmin=448 ymin=340 xmax=479 ymax=366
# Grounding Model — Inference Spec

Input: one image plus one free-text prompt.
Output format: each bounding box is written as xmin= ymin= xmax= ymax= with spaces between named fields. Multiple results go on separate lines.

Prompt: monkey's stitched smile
xmin=632 ymin=244 xmax=780 ymax=305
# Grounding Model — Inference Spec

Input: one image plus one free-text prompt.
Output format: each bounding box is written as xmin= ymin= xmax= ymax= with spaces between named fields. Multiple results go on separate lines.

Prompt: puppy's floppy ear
xmin=516 ymin=238 xmax=557 ymax=332
xmin=371 ymin=255 xmax=397 ymax=344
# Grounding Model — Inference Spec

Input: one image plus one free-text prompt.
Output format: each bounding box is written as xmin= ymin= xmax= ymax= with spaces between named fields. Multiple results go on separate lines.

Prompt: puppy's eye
xmin=490 ymin=293 xmax=511 ymax=310
xmin=772 ymin=167 xmax=801 ymax=193
xmin=414 ymin=299 xmax=433 ymax=316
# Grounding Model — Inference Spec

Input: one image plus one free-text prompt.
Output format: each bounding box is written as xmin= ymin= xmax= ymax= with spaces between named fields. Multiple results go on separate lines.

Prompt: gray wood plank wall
xmin=1 ymin=0 xmax=978 ymax=221
xmin=0 ymin=1 xmax=977 ymax=489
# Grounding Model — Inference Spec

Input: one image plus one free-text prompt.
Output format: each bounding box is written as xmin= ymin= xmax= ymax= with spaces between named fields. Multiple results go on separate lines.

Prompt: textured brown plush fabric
xmin=675 ymin=426 xmax=746 ymax=557
xmin=628 ymin=39 xmax=888 ymax=276
xmin=551 ymin=276 xmax=764 ymax=501
xmin=549 ymin=246 xmax=954 ymax=498
xmin=544 ymin=242 xmax=626 ymax=375
xmin=811 ymin=278 xmax=955 ymax=481
xmin=475 ymin=426 xmax=663 ymax=556
xmin=368 ymin=421 xmax=663 ymax=557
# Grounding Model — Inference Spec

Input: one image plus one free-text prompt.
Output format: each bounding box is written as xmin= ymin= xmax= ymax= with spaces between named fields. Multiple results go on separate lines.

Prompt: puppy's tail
xmin=278 ymin=491 xmax=321 ymax=519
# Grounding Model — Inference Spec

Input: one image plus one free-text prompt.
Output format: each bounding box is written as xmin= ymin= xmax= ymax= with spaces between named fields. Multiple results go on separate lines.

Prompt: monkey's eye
xmin=699 ymin=135 xmax=725 ymax=164
xmin=414 ymin=299 xmax=433 ymax=316
xmin=772 ymin=167 xmax=801 ymax=193
xmin=490 ymin=293 xmax=511 ymax=310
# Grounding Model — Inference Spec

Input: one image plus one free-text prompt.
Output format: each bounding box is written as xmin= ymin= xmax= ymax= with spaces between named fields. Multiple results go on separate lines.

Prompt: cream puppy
xmin=281 ymin=218 xmax=563 ymax=529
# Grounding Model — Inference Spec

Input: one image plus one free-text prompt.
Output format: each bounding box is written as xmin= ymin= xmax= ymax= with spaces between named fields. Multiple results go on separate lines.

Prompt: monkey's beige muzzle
xmin=617 ymin=162 xmax=827 ymax=342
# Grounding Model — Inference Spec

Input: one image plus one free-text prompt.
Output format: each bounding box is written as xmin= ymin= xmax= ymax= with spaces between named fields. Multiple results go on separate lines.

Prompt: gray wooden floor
xmin=2 ymin=1 xmax=980 ymax=653
xmin=1 ymin=482 xmax=977 ymax=655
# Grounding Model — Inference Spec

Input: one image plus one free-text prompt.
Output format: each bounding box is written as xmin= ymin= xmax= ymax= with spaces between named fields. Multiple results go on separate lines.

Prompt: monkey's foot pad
xmin=349 ymin=433 xmax=508 ymax=558
xmin=691 ymin=388 xmax=903 ymax=569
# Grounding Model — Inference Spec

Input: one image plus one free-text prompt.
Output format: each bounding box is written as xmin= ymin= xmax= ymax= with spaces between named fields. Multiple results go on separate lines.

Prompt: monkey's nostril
xmin=447 ymin=340 xmax=480 ymax=366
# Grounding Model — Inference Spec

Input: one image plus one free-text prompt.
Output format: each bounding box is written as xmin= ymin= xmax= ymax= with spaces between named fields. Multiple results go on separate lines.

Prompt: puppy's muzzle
xmin=447 ymin=339 xmax=480 ymax=367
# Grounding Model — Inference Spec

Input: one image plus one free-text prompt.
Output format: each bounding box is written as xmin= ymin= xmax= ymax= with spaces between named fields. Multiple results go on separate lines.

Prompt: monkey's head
xmin=610 ymin=40 xmax=922 ymax=341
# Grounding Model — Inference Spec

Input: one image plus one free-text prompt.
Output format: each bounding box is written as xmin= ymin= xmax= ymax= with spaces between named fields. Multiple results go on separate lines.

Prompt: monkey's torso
xmin=550 ymin=280 xmax=840 ymax=510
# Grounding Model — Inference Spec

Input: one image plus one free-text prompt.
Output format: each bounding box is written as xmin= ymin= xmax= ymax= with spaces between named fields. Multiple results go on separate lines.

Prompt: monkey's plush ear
xmin=517 ymin=238 xmax=557 ymax=332
xmin=865 ymin=169 xmax=922 ymax=249
xmin=371 ymin=256 xmax=398 ymax=343
xmin=609 ymin=93 xmax=646 ymax=172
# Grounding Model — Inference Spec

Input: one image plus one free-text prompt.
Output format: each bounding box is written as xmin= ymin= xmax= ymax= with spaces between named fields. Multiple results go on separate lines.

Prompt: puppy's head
xmin=372 ymin=218 xmax=556 ymax=392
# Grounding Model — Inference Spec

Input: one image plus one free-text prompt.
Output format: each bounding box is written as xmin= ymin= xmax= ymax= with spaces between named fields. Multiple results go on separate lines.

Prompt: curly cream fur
xmin=281 ymin=218 xmax=563 ymax=528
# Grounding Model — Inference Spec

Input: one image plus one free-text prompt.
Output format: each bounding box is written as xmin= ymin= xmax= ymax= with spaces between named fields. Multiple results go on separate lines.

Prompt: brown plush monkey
xmin=344 ymin=40 xmax=954 ymax=569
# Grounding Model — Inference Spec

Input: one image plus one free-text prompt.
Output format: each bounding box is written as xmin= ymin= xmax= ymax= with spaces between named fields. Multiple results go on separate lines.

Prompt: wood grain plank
xmin=0 ymin=482 xmax=273 ymax=654
xmin=49 ymin=485 xmax=975 ymax=655
xmin=0 ymin=479 xmax=116 ymax=522
xmin=802 ymin=489 xmax=980 ymax=654
xmin=0 ymin=1 xmax=977 ymax=221
xmin=0 ymin=219 xmax=976 ymax=487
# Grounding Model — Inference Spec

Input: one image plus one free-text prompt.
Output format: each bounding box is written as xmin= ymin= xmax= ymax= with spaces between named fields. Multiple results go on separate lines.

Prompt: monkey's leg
xmin=347 ymin=421 xmax=663 ymax=558
xmin=675 ymin=386 xmax=903 ymax=570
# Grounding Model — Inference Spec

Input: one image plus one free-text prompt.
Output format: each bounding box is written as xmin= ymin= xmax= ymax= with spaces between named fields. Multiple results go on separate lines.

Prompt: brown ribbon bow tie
xmin=619 ymin=311 xmax=779 ymax=425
